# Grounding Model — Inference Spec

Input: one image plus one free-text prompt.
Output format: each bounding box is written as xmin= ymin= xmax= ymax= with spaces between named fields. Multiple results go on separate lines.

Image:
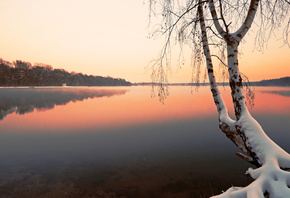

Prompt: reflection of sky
xmin=250 ymin=87 xmax=290 ymax=115
xmin=260 ymin=90 xmax=290 ymax=97
xmin=0 ymin=86 xmax=215 ymax=132
xmin=0 ymin=87 xmax=127 ymax=121
xmin=0 ymin=86 xmax=289 ymax=154
xmin=0 ymin=86 xmax=289 ymax=196
xmin=0 ymin=86 xmax=289 ymax=133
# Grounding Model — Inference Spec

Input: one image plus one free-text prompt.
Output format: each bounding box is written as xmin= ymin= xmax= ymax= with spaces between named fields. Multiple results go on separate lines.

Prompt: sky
xmin=0 ymin=0 xmax=289 ymax=83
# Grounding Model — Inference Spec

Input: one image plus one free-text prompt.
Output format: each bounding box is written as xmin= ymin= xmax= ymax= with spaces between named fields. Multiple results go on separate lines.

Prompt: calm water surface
xmin=0 ymin=86 xmax=289 ymax=197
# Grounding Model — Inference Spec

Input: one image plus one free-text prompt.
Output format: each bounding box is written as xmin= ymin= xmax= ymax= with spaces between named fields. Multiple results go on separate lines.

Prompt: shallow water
xmin=0 ymin=86 xmax=289 ymax=197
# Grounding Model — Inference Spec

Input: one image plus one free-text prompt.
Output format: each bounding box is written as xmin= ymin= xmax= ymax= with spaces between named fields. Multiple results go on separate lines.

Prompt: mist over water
xmin=260 ymin=89 xmax=290 ymax=97
xmin=0 ymin=87 xmax=127 ymax=120
xmin=0 ymin=86 xmax=289 ymax=197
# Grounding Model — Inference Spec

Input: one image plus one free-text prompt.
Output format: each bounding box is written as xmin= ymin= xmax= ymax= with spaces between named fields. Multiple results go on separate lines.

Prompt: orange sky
xmin=0 ymin=0 xmax=289 ymax=83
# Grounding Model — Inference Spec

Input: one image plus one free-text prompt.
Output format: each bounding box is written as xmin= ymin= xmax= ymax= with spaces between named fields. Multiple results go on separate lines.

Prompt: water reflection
xmin=0 ymin=87 xmax=127 ymax=121
xmin=0 ymin=86 xmax=289 ymax=197
xmin=260 ymin=90 xmax=290 ymax=97
xmin=0 ymin=86 xmax=290 ymax=133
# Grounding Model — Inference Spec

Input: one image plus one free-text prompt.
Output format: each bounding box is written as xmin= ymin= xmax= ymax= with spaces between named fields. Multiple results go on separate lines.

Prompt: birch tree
xmin=148 ymin=0 xmax=290 ymax=197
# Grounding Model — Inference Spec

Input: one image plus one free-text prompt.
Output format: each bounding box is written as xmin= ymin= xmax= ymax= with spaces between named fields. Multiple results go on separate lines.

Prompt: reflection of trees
xmin=0 ymin=88 xmax=127 ymax=120
xmin=261 ymin=90 xmax=290 ymax=97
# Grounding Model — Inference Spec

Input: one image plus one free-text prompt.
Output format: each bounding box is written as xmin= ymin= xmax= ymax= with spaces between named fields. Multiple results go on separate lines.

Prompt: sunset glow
xmin=0 ymin=1 xmax=289 ymax=196
xmin=0 ymin=0 xmax=288 ymax=83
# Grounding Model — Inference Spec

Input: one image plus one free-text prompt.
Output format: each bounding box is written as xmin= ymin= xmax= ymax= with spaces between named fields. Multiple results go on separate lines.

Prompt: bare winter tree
xmin=147 ymin=0 xmax=290 ymax=197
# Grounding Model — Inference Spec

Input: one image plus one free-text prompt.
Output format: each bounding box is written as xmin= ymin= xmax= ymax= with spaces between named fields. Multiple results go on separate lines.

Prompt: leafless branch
xmin=219 ymin=0 xmax=230 ymax=33
xmin=211 ymin=54 xmax=227 ymax=67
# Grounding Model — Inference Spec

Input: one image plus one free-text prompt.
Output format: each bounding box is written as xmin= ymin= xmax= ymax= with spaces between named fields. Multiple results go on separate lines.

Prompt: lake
xmin=0 ymin=86 xmax=289 ymax=198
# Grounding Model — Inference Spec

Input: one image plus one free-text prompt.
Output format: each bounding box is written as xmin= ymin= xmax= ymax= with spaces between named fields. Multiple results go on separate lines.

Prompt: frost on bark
xmin=148 ymin=0 xmax=290 ymax=197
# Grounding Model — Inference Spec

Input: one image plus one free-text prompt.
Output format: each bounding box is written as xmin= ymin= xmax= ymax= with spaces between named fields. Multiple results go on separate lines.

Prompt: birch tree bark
xmin=148 ymin=0 xmax=290 ymax=197
xmin=202 ymin=0 xmax=290 ymax=197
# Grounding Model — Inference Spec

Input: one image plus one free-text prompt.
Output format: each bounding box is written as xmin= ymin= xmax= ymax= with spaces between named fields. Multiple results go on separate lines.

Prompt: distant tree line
xmin=0 ymin=58 xmax=131 ymax=86
xmin=253 ymin=77 xmax=290 ymax=86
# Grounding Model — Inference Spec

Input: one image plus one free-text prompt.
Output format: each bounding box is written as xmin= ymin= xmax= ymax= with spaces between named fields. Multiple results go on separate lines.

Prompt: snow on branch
xmin=212 ymin=111 xmax=290 ymax=198
xmin=147 ymin=1 xmax=290 ymax=197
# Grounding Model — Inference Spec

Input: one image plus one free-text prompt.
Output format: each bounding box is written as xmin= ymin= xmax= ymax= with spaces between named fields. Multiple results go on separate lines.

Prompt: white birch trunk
xmin=200 ymin=1 xmax=290 ymax=197
xmin=227 ymin=43 xmax=247 ymax=119
xmin=198 ymin=1 xmax=247 ymax=153
xmin=149 ymin=0 xmax=290 ymax=196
